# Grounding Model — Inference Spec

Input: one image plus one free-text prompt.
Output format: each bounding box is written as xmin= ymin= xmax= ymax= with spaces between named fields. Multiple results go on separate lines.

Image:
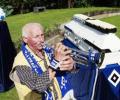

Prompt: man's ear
xmin=23 ymin=37 xmax=28 ymax=43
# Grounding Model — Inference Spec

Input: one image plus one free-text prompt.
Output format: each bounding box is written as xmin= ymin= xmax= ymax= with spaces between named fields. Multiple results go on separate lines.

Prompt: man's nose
xmin=39 ymin=37 xmax=44 ymax=42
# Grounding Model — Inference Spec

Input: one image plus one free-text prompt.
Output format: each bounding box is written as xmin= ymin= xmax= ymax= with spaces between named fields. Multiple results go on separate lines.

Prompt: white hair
xmin=22 ymin=23 xmax=44 ymax=37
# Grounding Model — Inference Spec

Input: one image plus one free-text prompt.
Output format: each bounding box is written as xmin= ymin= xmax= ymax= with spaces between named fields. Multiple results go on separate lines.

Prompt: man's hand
xmin=54 ymin=42 xmax=74 ymax=71
xmin=48 ymin=68 xmax=56 ymax=80
xmin=54 ymin=43 xmax=71 ymax=61
xmin=59 ymin=56 xmax=75 ymax=71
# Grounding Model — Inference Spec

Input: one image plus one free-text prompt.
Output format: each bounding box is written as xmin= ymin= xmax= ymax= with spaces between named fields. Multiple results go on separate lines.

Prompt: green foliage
xmin=0 ymin=0 xmax=6 ymax=6
xmin=75 ymin=0 xmax=91 ymax=7
xmin=0 ymin=0 xmax=13 ymax=16
xmin=3 ymin=5 xmax=13 ymax=16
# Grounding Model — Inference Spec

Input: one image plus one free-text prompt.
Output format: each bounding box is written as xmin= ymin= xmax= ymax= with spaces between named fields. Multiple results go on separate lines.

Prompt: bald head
xmin=22 ymin=23 xmax=44 ymax=37
xmin=22 ymin=22 xmax=45 ymax=51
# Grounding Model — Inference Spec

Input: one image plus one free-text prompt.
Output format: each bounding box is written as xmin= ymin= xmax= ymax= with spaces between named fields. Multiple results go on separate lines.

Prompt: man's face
xmin=27 ymin=26 xmax=44 ymax=51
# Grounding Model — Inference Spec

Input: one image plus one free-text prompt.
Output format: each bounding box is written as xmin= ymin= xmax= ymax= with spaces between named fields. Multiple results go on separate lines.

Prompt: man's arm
xmin=12 ymin=65 xmax=52 ymax=93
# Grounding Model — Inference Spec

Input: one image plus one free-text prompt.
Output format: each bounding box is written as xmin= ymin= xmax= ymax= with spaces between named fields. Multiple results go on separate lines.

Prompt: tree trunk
xmin=20 ymin=3 xmax=24 ymax=14
xmin=68 ymin=0 xmax=75 ymax=8
xmin=68 ymin=0 xmax=71 ymax=8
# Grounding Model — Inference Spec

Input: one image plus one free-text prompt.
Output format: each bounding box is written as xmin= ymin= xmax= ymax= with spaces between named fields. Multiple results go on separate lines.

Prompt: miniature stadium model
xmin=61 ymin=14 xmax=120 ymax=100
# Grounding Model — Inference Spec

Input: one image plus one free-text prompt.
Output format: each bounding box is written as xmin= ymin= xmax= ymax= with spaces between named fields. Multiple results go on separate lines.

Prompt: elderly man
xmin=10 ymin=23 xmax=76 ymax=100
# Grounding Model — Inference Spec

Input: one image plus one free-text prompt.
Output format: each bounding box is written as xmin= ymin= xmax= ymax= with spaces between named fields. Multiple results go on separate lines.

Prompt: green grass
xmin=6 ymin=7 xmax=120 ymax=42
xmin=1 ymin=7 xmax=120 ymax=100
xmin=101 ymin=15 xmax=120 ymax=38
xmin=0 ymin=88 xmax=19 ymax=100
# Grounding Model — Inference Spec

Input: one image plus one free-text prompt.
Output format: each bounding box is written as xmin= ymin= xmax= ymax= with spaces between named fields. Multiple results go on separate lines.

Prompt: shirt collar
xmin=25 ymin=45 xmax=49 ymax=63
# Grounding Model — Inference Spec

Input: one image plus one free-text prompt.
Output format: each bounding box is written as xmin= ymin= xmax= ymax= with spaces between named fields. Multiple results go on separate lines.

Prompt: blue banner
xmin=103 ymin=64 xmax=120 ymax=99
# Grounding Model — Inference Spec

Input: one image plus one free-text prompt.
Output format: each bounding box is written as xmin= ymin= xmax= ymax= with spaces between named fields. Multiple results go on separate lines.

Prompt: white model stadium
xmin=63 ymin=14 xmax=120 ymax=69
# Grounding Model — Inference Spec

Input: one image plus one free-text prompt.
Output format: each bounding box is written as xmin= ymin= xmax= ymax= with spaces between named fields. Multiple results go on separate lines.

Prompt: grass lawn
xmin=0 ymin=88 xmax=19 ymax=100
xmin=0 ymin=7 xmax=120 ymax=100
xmin=101 ymin=15 xmax=120 ymax=38
xmin=5 ymin=7 xmax=120 ymax=43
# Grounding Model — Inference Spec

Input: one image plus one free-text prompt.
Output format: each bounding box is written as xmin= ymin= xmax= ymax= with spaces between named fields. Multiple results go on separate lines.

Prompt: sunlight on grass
xmin=6 ymin=7 xmax=119 ymax=42
xmin=0 ymin=88 xmax=19 ymax=100
xmin=101 ymin=15 xmax=120 ymax=38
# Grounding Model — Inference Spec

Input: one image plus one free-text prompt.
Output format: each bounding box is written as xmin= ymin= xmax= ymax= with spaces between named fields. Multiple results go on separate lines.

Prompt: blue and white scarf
xmin=21 ymin=43 xmax=72 ymax=100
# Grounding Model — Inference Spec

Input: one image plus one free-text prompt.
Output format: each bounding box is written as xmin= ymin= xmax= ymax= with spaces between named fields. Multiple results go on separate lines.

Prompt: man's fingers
xmin=49 ymin=68 xmax=56 ymax=80
xmin=55 ymin=42 xmax=62 ymax=50
xmin=57 ymin=45 xmax=64 ymax=52
xmin=51 ymin=71 xmax=56 ymax=77
xmin=59 ymin=64 xmax=73 ymax=71
xmin=55 ymin=42 xmax=69 ymax=53
xmin=63 ymin=49 xmax=72 ymax=55
xmin=57 ymin=44 xmax=67 ymax=53
xmin=59 ymin=57 xmax=74 ymax=71
xmin=61 ymin=55 xmax=71 ymax=61
xmin=61 ymin=58 xmax=73 ymax=65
